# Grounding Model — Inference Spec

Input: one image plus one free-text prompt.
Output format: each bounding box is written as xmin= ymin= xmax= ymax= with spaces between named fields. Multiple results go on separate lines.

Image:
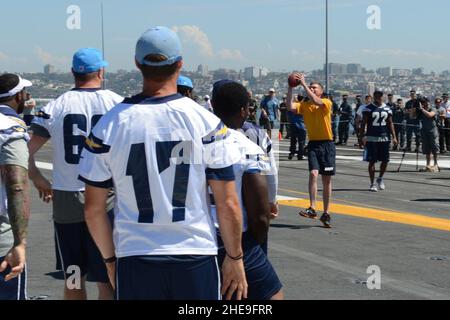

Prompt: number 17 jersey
xmin=78 ymin=94 xmax=241 ymax=257
xmin=31 ymin=88 xmax=123 ymax=191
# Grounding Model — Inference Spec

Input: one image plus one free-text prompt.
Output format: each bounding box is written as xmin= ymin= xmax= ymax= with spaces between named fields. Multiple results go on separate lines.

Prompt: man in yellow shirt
xmin=287 ymin=73 xmax=334 ymax=228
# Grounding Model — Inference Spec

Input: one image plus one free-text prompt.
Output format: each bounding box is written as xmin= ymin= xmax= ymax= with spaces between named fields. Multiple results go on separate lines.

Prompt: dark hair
xmin=137 ymin=54 xmax=179 ymax=81
xmin=0 ymin=73 xmax=20 ymax=103
xmin=212 ymin=82 xmax=249 ymax=117
xmin=177 ymin=85 xmax=193 ymax=98
xmin=373 ymin=91 xmax=383 ymax=97
xmin=365 ymin=95 xmax=372 ymax=99
xmin=72 ymin=70 xmax=98 ymax=82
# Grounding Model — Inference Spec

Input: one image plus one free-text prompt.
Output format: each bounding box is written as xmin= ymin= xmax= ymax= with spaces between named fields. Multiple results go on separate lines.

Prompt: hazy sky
xmin=1 ymin=0 xmax=449 ymax=73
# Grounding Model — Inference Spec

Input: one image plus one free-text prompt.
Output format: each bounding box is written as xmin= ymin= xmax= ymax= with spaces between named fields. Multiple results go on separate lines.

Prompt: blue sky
xmin=1 ymin=0 xmax=449 ymax=73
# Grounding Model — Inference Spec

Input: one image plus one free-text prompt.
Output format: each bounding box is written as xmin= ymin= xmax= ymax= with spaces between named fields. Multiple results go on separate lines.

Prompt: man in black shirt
xmin=337 ymin=94 xmax=352 ymax=145
xmin=392 ymin=99 xmax=406 ymax=150
xmin=405 ymin=90 xmax=421 ymax=152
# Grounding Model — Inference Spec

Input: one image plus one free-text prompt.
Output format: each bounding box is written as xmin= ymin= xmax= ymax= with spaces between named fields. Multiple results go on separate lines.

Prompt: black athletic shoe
xmin=320 ymin=212 xmax=332 ymax=228
xmin=299 ymin=207 xmax=317 ymax=219
xmin=297 ymin=155 xmax=305 ymax=160
xmin=288 ymin=154 xmax=294 ymax=160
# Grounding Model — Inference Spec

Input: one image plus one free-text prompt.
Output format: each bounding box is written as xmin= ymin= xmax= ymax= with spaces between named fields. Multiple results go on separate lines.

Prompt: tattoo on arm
xmin=2 ymin=165 xmax=30 ymax=246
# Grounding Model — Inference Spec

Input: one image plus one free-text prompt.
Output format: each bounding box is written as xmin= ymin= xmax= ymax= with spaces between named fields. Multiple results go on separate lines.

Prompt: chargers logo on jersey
xmin=84 ymin=133 xmax=110 ymax=154
xmin=202 ymin=122 xmax=230 ymax=145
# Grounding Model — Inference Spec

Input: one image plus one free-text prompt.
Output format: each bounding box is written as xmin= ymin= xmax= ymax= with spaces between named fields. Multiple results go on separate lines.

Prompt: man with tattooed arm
xmin=0 ymin=74 xmax=32 ymax=300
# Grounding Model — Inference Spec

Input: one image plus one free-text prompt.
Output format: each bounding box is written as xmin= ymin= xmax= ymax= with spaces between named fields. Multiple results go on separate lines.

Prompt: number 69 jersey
xmin=31 ymin=89 xmax=123 ymax=191
xmin=78 ymin=94 xmax=242 ymax=257
xmin=362 ymin=103 xmax=393 ymax=142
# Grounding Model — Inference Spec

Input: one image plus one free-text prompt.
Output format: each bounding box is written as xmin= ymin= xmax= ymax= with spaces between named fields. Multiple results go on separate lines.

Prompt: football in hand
xmin=288 ymin=74 xmax=300 ymax=87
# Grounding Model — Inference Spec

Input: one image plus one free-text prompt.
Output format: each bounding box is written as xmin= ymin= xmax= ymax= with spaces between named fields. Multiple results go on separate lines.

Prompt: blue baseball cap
xmin=177 ymin=75 xmax=193 ymax=89
xmin=72 ymin=48 xmax=108 ymax=74
xmin=135 ymin=26 xmax=182 ymax=66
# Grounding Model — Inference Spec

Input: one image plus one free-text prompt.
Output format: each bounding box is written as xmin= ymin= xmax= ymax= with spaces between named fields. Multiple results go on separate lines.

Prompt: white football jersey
xmin=79 ymin=94 xmax=241 ymax=257
xmin=0 ymin=113 xmax=29 ymax=219
xmin=32 ymin=89 xmax=123 ymax=191
xmin=210 ymin=129 xmax=269 ymax=232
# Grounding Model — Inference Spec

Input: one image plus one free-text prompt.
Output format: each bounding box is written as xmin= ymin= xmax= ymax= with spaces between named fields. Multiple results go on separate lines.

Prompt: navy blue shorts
xmin=307 ymin=141 xmax=336 ymax=176
xmin=0 ymin=256 xmax=27 ymax=300
xmin=116 ymin=255 xmax=220 ymax=300
xmin=217 ymin=232 xmax=282 ymax=300
xmin=364 ymin=141 xmax=390 ymax=163
xmin=54 ymin=212 xmax=113 ymax=283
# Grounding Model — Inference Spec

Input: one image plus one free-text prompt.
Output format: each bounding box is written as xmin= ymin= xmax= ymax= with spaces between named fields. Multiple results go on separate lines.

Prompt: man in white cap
xmin=79 ymin=26 xmax=247 ymax=300
xmin=28 ymin=48 xmax=123 ymax=300
xmin=0 ymin=73 xmax=32 ymax=299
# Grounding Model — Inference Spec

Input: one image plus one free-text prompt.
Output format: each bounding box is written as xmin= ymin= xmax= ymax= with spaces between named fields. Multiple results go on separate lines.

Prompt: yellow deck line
xmin=278 ymin=197 xmax=450 ymax=232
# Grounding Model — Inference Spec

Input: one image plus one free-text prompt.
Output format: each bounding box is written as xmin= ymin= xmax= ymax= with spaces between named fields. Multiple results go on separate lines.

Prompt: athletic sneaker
xmin=370 ymin=184 xmax=378 ymax=192
xmin=288 ymin=153 xmax=294 ymax=160
xmin=430 ymin=165 xmax=440 ymax=172
xmin=320 ymin=212 xmax=332 ymax=228
xmin=298 ymin=207 xmax=317 ymax=219
xmin=376 ymin=177 xmax=385 ymax=190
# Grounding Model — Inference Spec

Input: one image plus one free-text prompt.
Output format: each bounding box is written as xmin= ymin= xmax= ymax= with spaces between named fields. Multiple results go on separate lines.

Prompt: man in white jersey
xmin=78 ymin=26 xmax=247 ymax=300
xmin=28 ymin=48 xmax=123 ymax=300
xmin=210 ymin=80 xmax=283 ymax=300
xmin=0 ymin=74 xmax=32 ymax=300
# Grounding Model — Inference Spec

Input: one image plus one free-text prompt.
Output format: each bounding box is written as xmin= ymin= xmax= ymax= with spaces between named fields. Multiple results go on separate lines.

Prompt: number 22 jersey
xmin=362 ymin=103 xmax=393 ymax=142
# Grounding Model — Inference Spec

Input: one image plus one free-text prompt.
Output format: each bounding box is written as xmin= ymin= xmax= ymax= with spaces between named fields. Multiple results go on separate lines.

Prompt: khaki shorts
xmin=52 ymin=190 xmax=115 ymax=224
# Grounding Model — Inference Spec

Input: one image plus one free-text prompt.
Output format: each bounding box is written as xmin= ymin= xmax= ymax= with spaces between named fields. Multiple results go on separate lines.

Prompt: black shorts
xmin=116 ymin=255 xmax=220 ymax=300
xmin=54 ymin=210 xmax=114 ymax=283
xmin=363 ymin=141 xmax=390 ymax=163
xmin=0 ymin=257 xmax=27 ymax=300
xmin=217 ymin=232 xmax=282 ymax=300
xmin=307 ymin=141 xmax=336 ymax=176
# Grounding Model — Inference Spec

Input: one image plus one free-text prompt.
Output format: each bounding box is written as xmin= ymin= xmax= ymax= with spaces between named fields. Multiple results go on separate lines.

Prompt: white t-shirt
xmin=31 ymin=88 xmax=123 ymax=191
xmin=78 ymin=93 xmax=241 ymax=257
xmin=442 ymin=101 xmax=450 ymax=118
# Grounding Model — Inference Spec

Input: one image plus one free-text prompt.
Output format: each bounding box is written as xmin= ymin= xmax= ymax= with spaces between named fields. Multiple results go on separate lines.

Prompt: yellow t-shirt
xmin=294 ymin=98 xmax=333 ymax=141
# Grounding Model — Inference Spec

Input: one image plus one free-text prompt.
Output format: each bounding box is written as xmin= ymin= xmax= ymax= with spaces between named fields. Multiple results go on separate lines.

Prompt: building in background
xmin=197 ymin=64 xmax=209 ymax=77
xmin=377 ymin=67 xmax=392 ymax=77
xmin=347 ymin=63 xmax=362 ymax=75
xmin=44 ymin=64 xmax=55 ymax=75
xmin=392 ymin=69 xmax=412 ymax=77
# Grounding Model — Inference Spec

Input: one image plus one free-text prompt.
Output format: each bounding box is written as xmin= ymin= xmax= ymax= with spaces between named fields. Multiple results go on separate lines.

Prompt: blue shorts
xmin=217 ymin=232 xmax=282 ymax=300
xmin=0 ymin=256 xmax=27 ymax=300
xmin=308 ymin=141 xmax=336 ymax=176
xmin=364 ymin=141 xmax=390 ymax=163
xmin=116 ymin=255 xmax=220 ymax=300
xmin=54 ymin=212 xmax=113 ymax=283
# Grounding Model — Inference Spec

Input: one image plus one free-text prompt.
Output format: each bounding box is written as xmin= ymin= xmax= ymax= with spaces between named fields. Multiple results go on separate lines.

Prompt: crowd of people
xmin=0 ymin=26 xmax=287 ymax=301
xmin=1 ymin=24 xmax=448 ymax=301
xmin=240 ymin=86 xmax=449 ymax=173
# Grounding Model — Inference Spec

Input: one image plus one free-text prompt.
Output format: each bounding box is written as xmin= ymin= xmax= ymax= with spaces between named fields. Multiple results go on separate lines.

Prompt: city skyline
xmin=1 ymin=0 xmax=449 ymax=73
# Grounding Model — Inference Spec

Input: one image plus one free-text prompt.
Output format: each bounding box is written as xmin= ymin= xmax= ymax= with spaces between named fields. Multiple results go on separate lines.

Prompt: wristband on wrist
xmin=103 ymin=256 xmax=116 ymax=264
xmin=226 ymin=252 xmax=244 ymax=261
